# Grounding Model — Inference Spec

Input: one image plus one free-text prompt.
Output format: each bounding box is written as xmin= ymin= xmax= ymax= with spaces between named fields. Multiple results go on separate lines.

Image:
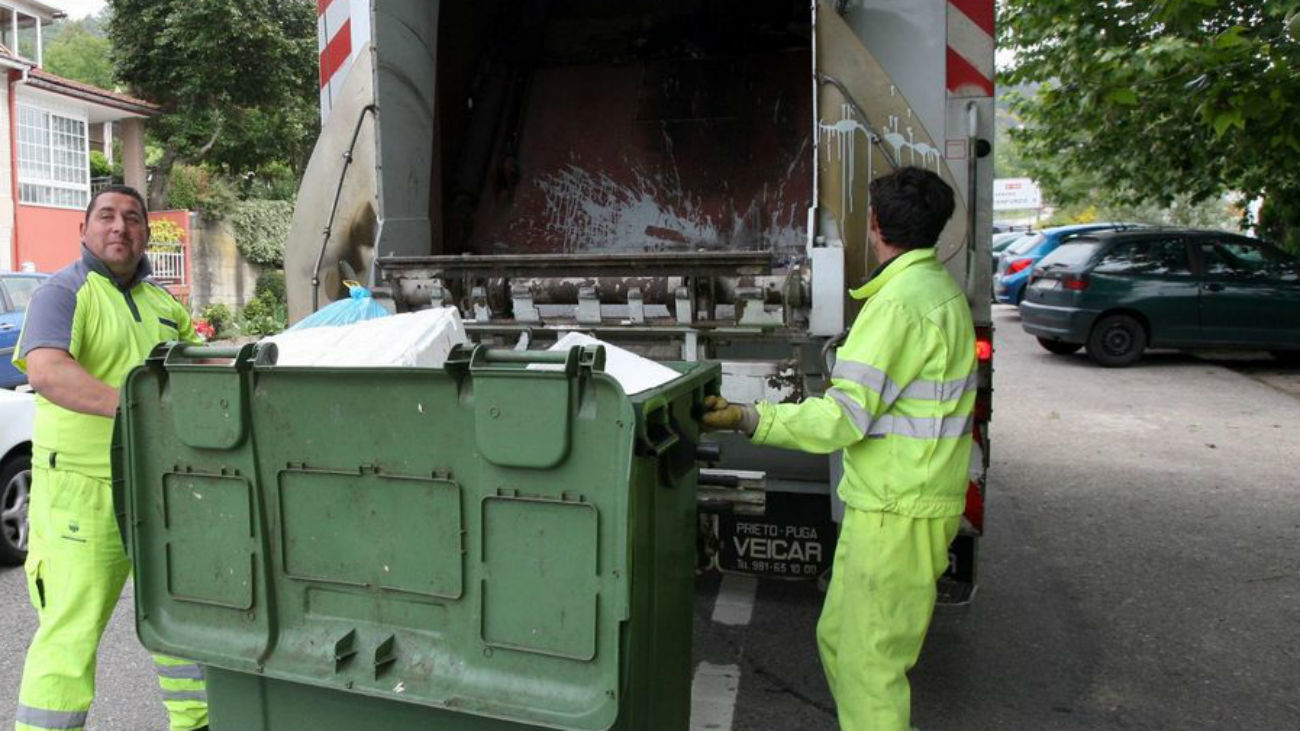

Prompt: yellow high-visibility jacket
xmin=13 ymin=248 xmax=201 ymax=479
xmin=752 ymin=247 xmax=976 ymax=518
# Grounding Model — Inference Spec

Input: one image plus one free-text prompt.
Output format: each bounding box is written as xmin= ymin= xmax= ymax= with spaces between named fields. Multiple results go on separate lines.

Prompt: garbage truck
xmin=286 ymin=0 xmax=996 ymax=603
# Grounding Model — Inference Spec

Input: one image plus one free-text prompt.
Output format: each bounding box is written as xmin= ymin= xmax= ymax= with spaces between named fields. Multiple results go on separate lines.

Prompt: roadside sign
xmin=993 ymin=178 xmax=1042 ymax=211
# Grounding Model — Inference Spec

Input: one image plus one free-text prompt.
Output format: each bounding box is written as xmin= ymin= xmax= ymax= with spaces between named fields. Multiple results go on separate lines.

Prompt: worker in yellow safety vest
xmin=703 ymin=166 xmax=976 ymax=731
xmin=11 ymin=186 xmax=208 ymax=731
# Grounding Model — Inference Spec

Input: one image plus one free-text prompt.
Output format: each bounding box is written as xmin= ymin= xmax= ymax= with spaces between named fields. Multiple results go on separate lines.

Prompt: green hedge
xmin=230 ymin=199 xmax=294 ymax=267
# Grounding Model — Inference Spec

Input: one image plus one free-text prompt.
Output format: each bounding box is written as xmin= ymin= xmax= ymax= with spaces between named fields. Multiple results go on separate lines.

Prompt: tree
xmin=999 ymin=1 xmax=1300 ymax=251
xmin=106 ymin=0 xmax=319 ymax=206
xmin=42 ymin=18 xmax=114 ymax=88
xmin=994 ymin=117 xmax=1030 ymax=180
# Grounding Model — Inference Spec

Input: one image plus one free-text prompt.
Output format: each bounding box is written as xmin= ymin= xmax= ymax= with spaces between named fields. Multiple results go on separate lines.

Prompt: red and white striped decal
xmin=946 ymin=0 xmax=994 ymax=98
xmin=317 ymin=0 xmax=353 ymax=119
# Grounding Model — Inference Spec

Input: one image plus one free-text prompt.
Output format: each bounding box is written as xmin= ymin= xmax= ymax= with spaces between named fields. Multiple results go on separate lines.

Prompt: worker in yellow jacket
xmin=704 ymin=167 xmax=975 ymax=731
xmin=12 ymin=187 xmax=207 ymax=731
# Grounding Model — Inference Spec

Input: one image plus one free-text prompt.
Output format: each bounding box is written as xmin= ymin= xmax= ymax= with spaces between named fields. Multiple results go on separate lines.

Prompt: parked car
xmin=992 ymin=230 xmax=1034 ymax=271
xmin=1021 ymin=229 xmax=1300 ymax=367
xmin=994 ymin=223 xmax=1142 ymax=306
xmin=0 ymin=386 xmax=33 ymax=565
xmin=1 ymin=272 xmax=49 ymax=388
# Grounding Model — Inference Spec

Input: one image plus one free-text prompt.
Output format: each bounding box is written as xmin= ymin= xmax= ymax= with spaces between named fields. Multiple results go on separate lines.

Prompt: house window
xmin=17 ymin=105 xmax=90 ymax=209
xmin=0 ymin=8 xmax=12 ymax=55
xmin=16 ymin=10 xmax=37 ymax=63
xmin=0 ymin=6 xmax=41 ymax=64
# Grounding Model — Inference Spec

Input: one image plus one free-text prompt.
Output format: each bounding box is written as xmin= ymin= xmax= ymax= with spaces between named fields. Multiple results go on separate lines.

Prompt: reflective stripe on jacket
xmin=752 ymin=247 xmax=976 ymax=518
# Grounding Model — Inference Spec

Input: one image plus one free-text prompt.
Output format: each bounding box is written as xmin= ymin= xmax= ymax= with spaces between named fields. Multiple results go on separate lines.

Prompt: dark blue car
xmin=1 ymin=273 xmax=48 ymax=388
xmin=995 ymin=223 xmax=1142 ymax=306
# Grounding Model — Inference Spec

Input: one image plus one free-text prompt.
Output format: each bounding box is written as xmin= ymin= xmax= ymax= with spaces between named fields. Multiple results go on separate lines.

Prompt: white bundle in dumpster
xmin=267 ymin=306 xmax=468 ymax=367
xmin=535 ymin=331 xmax=683 ymax=395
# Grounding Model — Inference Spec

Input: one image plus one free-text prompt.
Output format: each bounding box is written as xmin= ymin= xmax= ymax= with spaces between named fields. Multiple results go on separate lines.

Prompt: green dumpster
xmin=115 ymin=341 xmax=719 ymax=731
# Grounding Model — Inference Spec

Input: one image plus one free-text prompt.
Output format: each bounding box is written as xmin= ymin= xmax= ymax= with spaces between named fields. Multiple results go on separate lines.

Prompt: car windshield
xmin=1 ymin=276 xmax=41 ymax=310
xmin=1038 ymin=240 xmax=1102 ymax=270
xmin=1007 ymin=233 xmax=1045 ymax=255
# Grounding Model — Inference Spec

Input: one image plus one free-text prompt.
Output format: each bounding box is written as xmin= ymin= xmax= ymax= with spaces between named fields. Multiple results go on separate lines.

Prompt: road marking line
xmin=711 ymin=574 xmax=758 ymax=626
xmin=690 ymin=662 xmax=741 ymax=731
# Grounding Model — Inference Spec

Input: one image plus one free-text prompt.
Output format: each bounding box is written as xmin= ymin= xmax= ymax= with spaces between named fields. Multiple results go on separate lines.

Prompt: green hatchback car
xmin=1021 ymin=229 xmax=1300 ymax=367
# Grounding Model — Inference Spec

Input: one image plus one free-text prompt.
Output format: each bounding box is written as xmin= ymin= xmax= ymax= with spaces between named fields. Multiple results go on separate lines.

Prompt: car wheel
xmin=1014 ymin=287 xmax=1026 ymax=307
xmin=1270 ymin=351 xmax=1300 ymax=367
xmin=0 ymin=453 xmax=31 ymax=566
xmin=1086 ymin=314 xmax=1147 ymax=367
xmin=1037 ymin=338 xmax=1083 ymax=355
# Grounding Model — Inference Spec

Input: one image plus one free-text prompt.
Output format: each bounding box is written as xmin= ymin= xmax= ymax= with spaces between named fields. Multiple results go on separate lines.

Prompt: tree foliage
xmin=106 ymin=0 xmax=319 ymax=204
xmin=999 ymin=0 xmax=1300 ymax=250
xmin=43 ymin=18 xmax=113 ymax=88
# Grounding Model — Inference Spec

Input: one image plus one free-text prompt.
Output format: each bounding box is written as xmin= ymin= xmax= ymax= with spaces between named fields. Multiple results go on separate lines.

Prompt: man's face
xmin=81 ymin=192 xmax=148 ymax=277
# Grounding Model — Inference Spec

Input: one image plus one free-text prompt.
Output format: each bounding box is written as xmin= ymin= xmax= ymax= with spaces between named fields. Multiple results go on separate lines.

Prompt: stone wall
xmin=189 ymin=218 xmax=263 ymax=310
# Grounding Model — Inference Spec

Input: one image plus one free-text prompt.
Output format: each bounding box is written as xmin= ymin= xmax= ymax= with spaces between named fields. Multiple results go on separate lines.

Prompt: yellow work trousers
xmin=817 ymin=508 xmax=959 ymax=731
xmin=15 ymin=467 xmax=208 ymax=731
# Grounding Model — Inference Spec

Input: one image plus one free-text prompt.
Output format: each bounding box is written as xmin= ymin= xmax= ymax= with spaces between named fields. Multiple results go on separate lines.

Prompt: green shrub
xmin=241 ymin=162 xmax=299 ymax=202
xmin=90 ymin=150 xmax=113 ymax=178
xmin=197 ymin=303 xmax=233 ymax=338
xmin=237 ymin=291 xmax=287 ymax=336
xmin=254 ymin=269 xmax=286 ymax=304
xmin=166 ymin=164 xmax=238 ymax=220
xmin=165 ymin=165 xmax=202 ymax=210
xmin=230 ymin=199 xmax=293 ymax=267
xmin=150 ymin=219 xmax=186 ymax=245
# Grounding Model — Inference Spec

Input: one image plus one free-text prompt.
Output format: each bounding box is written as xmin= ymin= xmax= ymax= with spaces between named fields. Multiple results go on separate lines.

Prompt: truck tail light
xmin=1006 ymin=258 xmax=1033 ymax=275
xmin=975 ymin=332 xmax=993 ymax=362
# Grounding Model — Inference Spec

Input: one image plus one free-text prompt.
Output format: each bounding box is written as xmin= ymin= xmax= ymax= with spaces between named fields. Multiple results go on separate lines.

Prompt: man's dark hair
xmin=868 ymin=167 xmax=955 ymax=249
xmin=84 ymin=185 xmax=149 ymax=224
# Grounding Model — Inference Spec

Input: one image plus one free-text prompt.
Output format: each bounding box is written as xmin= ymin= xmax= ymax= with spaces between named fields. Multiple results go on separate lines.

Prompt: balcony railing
xmin=148 ymin=245 xmax=186 ymax=284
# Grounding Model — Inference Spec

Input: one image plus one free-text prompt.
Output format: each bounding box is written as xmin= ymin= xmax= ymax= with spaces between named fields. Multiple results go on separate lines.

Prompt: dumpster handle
xmin=156 ymin=341 xmax=279 ymax=368
xmin=637 ymin=397 xmax=681 ymax=458
xmin=467 ymin=344 xmax=606 ymax=377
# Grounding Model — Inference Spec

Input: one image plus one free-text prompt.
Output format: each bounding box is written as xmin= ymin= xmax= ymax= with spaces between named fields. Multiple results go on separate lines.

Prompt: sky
xmin=49 ymin=0 xmax=106 ymax=20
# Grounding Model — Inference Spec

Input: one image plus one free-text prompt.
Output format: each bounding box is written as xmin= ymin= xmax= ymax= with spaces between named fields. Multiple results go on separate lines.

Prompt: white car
xmin=0 ymin=386 xmax=33 ymax=565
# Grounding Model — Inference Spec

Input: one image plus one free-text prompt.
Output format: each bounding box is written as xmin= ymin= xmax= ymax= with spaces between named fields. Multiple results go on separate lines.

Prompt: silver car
xmin=0 ymin=386 xmax=33 ymax=565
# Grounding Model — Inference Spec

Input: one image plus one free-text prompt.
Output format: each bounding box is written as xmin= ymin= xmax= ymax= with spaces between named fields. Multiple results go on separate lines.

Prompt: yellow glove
xmin=701 ymin=395 xmax=760 ymax=435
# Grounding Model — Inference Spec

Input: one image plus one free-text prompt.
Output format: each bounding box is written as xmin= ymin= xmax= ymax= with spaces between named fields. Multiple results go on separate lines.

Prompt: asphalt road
xmin=1 ymin=304 xmax=1297 ymax=730
xmin=698 ymin=305 xmax=1300 ymax=731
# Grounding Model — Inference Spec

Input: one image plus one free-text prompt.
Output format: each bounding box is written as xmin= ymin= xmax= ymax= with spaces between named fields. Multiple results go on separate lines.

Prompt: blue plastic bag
xmin=289 ymin=281 xmax=391 ymax=331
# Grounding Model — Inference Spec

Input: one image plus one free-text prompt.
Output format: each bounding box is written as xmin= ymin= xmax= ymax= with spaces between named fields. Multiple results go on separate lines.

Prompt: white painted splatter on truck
xmin=883 ymin=115 xmax=942 ymax=170
xmin=818 ymin=104 xmax=877 ymax=218
xmin=533 ymin=164 xmax=803 ymax=254
xmin=818 ymin=104 xmax=943 ymax=233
